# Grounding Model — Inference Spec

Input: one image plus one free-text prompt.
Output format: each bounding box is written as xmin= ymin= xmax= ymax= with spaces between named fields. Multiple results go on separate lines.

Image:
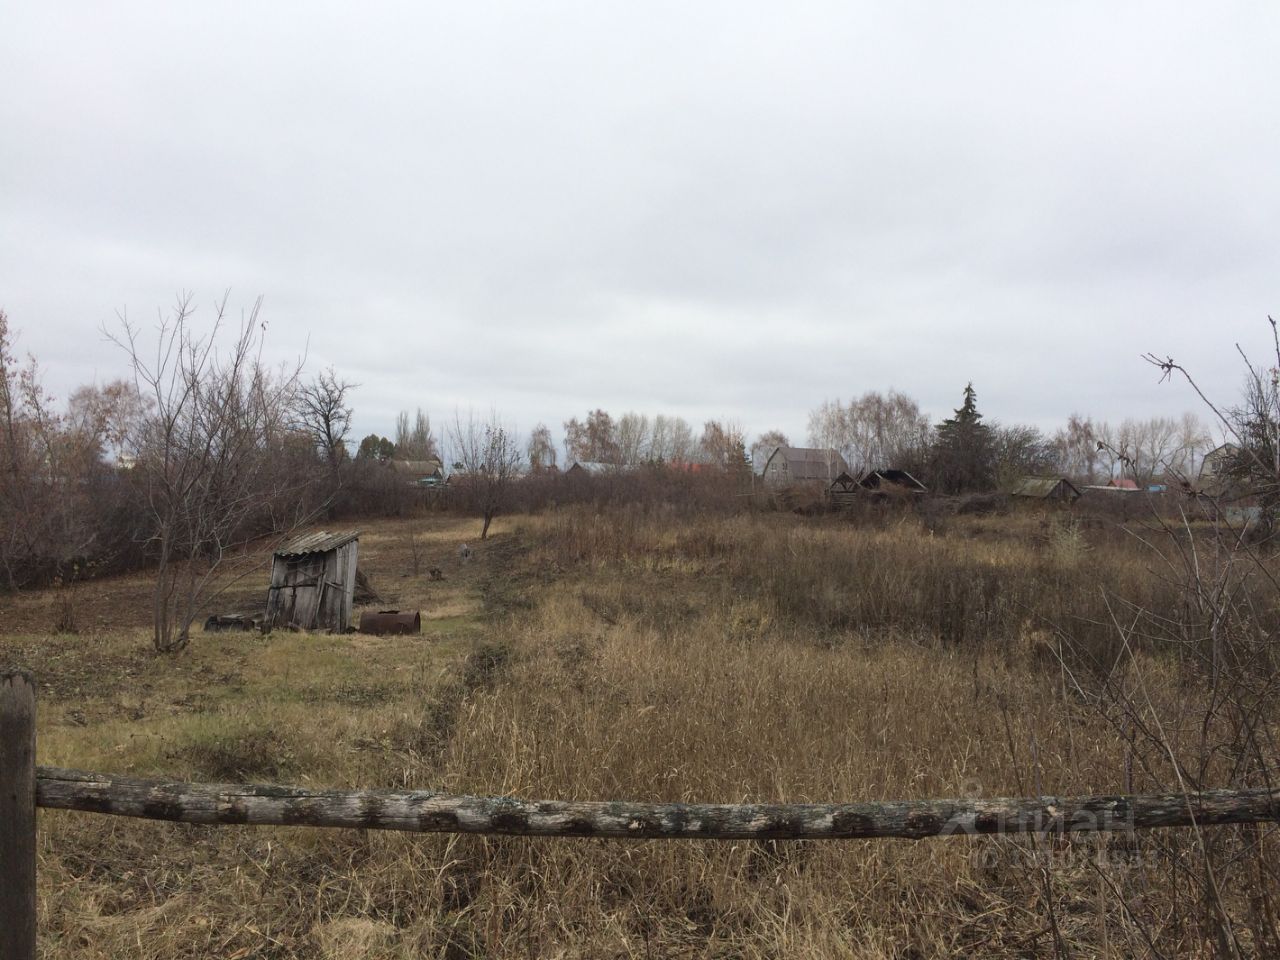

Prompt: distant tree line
xmin=557 ymin=410 xmax=750 ymax=472
xmin=0 ymin=295 xmax=1231 ymax=644
xmin=354 ymin=408 xmax=439 ymax=463
xmin=805 ymin=385 xmax=1214 ymax=494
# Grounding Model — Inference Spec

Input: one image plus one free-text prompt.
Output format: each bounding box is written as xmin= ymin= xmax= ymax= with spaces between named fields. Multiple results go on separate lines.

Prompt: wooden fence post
xmin=1 ymin=671 xmax=36 ymax=960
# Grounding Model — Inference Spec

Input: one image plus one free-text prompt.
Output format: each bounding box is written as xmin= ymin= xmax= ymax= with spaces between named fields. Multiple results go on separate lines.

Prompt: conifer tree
xmin=931 ymin=383 xmax=995 ymax=493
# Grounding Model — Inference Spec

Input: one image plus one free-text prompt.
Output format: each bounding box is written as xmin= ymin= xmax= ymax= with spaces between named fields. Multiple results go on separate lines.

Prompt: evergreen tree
xmin=931 ymin=383 xmax=995 ymax=493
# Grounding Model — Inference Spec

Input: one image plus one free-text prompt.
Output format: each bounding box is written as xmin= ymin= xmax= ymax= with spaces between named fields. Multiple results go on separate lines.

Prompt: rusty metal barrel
xmin=358 ymin=610 xmax=422 ymax=635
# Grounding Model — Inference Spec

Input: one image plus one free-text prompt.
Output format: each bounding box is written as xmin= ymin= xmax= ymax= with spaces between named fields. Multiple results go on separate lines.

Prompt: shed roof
xmin=859 ymin=469 xmax=927 ymax=493
xmin=1011 ymin=476 xmax=1081 ymax=499
xmin=566 ymin=460 xmax=615 ymax=475
xmin=275 ymin=530 xmax=360 ymax=557
xmin=390 ymin=459 xmax=443 ymax=475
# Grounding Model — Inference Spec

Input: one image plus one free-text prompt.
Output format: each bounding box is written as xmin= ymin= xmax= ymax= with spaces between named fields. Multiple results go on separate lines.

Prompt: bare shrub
xmin=1047 ymin=517 xmax=1091 ymax=566
xmin=447 ymin=410 xmax=523 ymax=540
xmin=111 ymin=293 xmax=315 ymax=652
xmin=330 ymin=456 xmax=418 ymax=518
xmin=406 ymin=526 xmax=423 ymax=576
xmin=955 ymin=491 xmax=1008 ymax=515
xmin=51 ymin=578 xmax=78 ymax=635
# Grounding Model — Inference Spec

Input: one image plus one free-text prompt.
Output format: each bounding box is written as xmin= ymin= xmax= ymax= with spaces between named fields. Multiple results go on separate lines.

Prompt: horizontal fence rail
xmin=35 ymin=767 xmax=1280 ymax=841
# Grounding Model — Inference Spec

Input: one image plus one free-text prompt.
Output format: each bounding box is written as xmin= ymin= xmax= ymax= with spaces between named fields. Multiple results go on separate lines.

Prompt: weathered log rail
xmin=5 ymin=671 xmax=1280 ymax=959
xmin=34 ymin=766 xmax=1280 ymax=841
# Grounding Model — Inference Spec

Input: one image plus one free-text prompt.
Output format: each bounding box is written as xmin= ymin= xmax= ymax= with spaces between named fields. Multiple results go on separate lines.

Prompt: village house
xmin=390 ymin=458 xmax=444 ymax=486
xmin=761 ymin=446 xmax=850 ymax=487
xmin=1197 ymin=443 xmax=1240 ymax=498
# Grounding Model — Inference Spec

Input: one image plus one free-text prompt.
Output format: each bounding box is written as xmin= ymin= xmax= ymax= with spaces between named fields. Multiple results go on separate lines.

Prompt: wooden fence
xmin=5 ymin=670 xmax=1280 ymax=959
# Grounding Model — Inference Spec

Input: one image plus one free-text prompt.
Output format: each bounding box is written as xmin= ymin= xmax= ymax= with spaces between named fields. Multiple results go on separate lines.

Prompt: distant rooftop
xmin=1011 ymin=476 xmax=1080 ymax=499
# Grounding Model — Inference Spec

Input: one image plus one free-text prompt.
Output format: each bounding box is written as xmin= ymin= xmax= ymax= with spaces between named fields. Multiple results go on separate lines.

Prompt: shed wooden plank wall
xmin=339 ymin=542 xmax=358 ymax=628
xmin=265 ymin=541 xmax=357 ymax=633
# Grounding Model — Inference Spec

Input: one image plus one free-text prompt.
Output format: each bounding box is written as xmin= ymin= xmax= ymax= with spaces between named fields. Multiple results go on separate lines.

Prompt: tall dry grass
xmin=17 ymin=506 xmax=1280 ymax=957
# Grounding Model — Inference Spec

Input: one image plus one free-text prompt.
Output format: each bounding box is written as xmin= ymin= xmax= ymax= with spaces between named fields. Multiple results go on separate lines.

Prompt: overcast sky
xmin=3 ymin=2 xmax=1278 ymax=450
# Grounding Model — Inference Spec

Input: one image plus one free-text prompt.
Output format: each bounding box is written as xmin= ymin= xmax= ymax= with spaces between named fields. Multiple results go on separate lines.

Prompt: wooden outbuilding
xmin=828 ymin=471 xmax=861 ymax=507
xmin=858 ymin=469 xmax=927 ymax=494
xmin=1011 ymin=476 xmax=1081 ymax=503
xmin=565 ymin=460 xmax=615 ymax=476
xmin=265 ymin=530 xmax=360 ymax=633
xmin=390 ymin=459 xmax=444 ymax=487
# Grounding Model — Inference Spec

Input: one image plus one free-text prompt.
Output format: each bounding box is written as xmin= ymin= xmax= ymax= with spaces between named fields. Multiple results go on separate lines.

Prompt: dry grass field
xmin=2 ymin=504 xmax=1278 ymax=958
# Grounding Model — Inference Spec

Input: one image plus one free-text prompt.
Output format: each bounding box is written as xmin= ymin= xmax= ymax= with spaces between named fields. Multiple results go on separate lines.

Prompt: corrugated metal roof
xmin=275 ymin=530 xmax=360 ymax=557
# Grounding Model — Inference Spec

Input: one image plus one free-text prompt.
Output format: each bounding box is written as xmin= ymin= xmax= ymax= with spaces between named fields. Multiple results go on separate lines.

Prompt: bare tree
xmin=699 ymin=418 xmax=748 ymax=469
xmin=1089 ymin=415 xmax=1209 ymax=486
xmin=615 ymin=412 xmax=652 ymax=465
xmin=449 ymin=409 xmax=523 ymax=540
xmin=563 ymin=409 xmax=619 ymax=464
xmin=293 ymin=367 xmax=355 ymax=474
xmin=0 ymin=312 xmax=131 ymax=589
xmin=1051 ymin=413 xmax=1100 ymax=483
xmin=807 ymin=390 xmax=931 ymax=474
xmin=110 ymin=293 xmax=307 ymax=653
xmin=806 ymin=398 xmax=846 ymax=461
xmin=649 ymin=414 xmax=696 ymax=463
xmin=395 ymin=408 xmax=439 ymax=460
xmin=750 ymin=429 xmax=789 ymax=473
xmin=526 ymin=422 xmax=557 ymax=471
xmin=851 ymin=391 xmax=929 ymax=472
xmin=1177 ymin=410 xmax=1214 ymax=481
xmin=990 ymin=422 xmax=1057 ymax=489
xmin=0 ymin=310 xmax=47 ymax=588
xmin=66 ymin=379 xmax=149 ymax=464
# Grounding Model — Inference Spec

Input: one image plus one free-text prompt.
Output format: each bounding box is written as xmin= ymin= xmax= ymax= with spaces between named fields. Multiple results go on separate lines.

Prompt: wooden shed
xmin=265 ymin=531 xmax=360 ymax=633
xmin=1011 ymin=476 xmax=1081 ymax=503
xmin=828 ymin=471 xmax=860 ymax=507
xmin=859 ymin=469 xmax=927 ymax=494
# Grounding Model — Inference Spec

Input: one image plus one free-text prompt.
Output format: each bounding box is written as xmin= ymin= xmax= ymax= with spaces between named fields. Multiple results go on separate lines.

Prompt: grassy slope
xmin=0 ymin=508 xmax=1274 ymax=958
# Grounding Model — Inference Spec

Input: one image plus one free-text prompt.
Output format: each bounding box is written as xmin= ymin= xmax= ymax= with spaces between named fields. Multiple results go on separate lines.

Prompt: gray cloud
xmin=3 ymin=2 xmax=1277 ymax=447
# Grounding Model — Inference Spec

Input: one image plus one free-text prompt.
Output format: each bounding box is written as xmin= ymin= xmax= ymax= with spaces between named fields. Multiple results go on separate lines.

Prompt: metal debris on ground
xmin=202 ymin=613 xmax=265 ymax=633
